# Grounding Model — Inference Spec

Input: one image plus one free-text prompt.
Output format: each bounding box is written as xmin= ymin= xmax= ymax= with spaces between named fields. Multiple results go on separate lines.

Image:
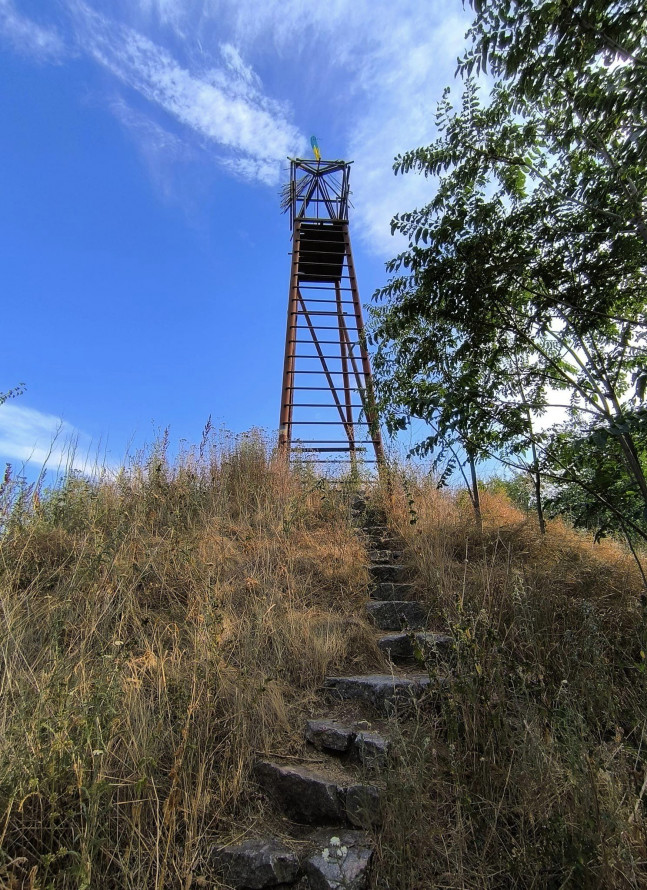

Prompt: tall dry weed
xmin=373 ymin=471 xmax=647 ymax=889
xmin=0 ymin=432 xmax=377 ymax=889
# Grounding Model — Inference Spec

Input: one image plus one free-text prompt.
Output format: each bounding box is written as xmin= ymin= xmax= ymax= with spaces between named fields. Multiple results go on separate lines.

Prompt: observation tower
xmin=278 ymin=150 xmax=384 ymax=469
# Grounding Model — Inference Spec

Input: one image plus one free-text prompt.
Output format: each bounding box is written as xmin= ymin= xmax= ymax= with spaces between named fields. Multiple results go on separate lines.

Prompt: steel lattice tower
xmin=278 ymin=158 xmax=384 ymax=468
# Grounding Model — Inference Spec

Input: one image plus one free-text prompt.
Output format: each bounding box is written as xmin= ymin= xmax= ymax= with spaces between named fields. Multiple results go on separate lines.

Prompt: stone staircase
xmin=212 ymin=498 xmax=450 ymax=890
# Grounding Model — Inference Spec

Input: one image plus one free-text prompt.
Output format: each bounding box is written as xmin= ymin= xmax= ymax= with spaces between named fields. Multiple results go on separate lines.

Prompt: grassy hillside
xmin=375 ymin=479 xmax=647 ymax=888
xmin=0 ymin=437 xmax=646 ymax=888
xmin=0 ymin=435 xmax=379 ymax=889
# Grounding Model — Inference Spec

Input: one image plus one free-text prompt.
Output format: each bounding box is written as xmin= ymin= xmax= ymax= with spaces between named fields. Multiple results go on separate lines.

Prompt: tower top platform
xmin=281 ymin=158 xmax=352 ymax=230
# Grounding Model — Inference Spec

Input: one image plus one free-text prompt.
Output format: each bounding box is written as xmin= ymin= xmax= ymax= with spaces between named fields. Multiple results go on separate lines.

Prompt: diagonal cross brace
xmin=297 ymin=290 xmax=354 ymax=442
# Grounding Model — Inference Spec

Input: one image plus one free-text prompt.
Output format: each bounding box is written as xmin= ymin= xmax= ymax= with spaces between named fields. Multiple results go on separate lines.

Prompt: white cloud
xmin=219 ymin=42 xmax=259 ymax=88
xmin=345 ymin=10 xmax=471 ymax=255
xmin=533 ymin=401 xmax=570 ymax=433
xmin=0 ymin=405 xmax=109 ymax=476
xmin=110 ymin=98 xmax=201 ymax=198
xmin=0 ymin=0 xmax=65 ymax=60
xmin=5 ymin=0 xmax=472 ymax=248
xmin=67 ymin=2 xmax=306 ymax=185
xmin=111 ymin=98 xmax=190 ymax=157
xmin=127 ymin=0 xmax=472 ymax=254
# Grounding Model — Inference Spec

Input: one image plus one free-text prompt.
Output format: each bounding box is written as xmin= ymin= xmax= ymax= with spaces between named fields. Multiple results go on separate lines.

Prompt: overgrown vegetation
xmin=374 ymin=473 xmax=647 ymax=889
xmin=365 ymin=8 xmax=647 ymax=875
xmin=1 ymin=439 xmax=645 ymax=887
xmin=0 ymin=432 xmax=377 ymax=889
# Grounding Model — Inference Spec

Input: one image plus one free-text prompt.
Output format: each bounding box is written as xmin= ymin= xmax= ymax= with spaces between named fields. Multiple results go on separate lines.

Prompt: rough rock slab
xmin=324 ymin=673 xmax=430 ymax=712
xmin=359 ymin=527 xmax=397 ymax=542
xmin=211 ymin=838 xmax=299 ymax=889
xmin=367 ymin=549 xmax=404 ymax=564
xmin=370 ymin=582 xmax=416 ymax=602
xmin=363 ymin=538 xmax=399 ymax=552
xmin=254 ymin=761 xmax=344 ymax=824
xmin=353 ymin=730 xmax=390 ymax=770
xmin=379 ymin=632 xmax=453 ymax=662
xmin=369 ymin=564 xmax=407 ymax=583
xmin=305 ymin=830 xmax=374 ymax=890
xmin=361 ymin=524 xmax=389 ymax=534
xmin=305 ymin=719 xmax=355 ymax=753
xmin=255 ymin=761 xmax=382 ymax=827
xmin=366 ymin=600 xmax=426 ymax=630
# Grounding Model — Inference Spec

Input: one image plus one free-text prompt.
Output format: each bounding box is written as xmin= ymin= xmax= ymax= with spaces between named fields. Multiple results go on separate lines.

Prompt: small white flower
xmin=340 ymin=846 xmax=348 ymax=857
xmin=329 ymin=836 xmax=341 ymax=846
xmin=322 ymin=849 xmax=330 ymax=860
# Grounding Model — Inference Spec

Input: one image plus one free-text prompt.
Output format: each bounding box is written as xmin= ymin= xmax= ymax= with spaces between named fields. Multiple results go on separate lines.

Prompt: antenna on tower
xmin=277 ymin=154 xmax=384 ymax=471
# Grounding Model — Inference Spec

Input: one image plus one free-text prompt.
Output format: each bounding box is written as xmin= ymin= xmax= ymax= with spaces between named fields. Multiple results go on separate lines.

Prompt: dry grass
xmin=372 ymin=472 xmax=647 ymax=889
xmin=3 ymin=444 xmax=647 ymax=889
xmin=0 ymin=432 xmax=377 ymax=889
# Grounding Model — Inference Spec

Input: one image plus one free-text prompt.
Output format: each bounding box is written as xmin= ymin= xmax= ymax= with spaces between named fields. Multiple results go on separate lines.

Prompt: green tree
xmin=370 ymin=0 xmax=647 ymax=539
xmin=542 ymin=413 xmax=647 ymax=544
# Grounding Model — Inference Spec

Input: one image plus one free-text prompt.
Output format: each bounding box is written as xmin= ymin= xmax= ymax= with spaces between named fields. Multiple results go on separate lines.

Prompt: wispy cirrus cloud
xmin=109 ymin=97 xmax=201 ymax=199
xmin=126 ymin=0 xmax=471 ymax=254
xmin=2 ymin=0 xmax=471 ymax=251
xmin=0 ymin=404 xmax=109 ymax=475
xmin=68 ymin=1 xmax=305 ymax=185
xmin=0 ymin=0 xmax=64 ymax=60
xmin=347 ymin=10 xmax=470 ymax=255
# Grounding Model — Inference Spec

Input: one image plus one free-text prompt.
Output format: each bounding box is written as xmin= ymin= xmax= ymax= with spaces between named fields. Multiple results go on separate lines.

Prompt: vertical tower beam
xmin=335 ymin=280 xmax=355 ymax=461
xmin=278 ymin=220 xmax=301 ymax=455
xmin=343 ymin=223 xmax=385 ymax=465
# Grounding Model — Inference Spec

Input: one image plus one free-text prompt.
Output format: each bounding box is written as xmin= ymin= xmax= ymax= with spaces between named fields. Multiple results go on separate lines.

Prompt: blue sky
xmin=0 ymin=0 xmax=470 ymax=474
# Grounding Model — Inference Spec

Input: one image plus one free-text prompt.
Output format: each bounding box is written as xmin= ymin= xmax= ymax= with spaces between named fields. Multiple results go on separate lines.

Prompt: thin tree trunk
xmin=604 ymin=397 xmax=647 ymax=510
xmin=531 ymin=452 xmax=546 ymax=534
xmin=618 ymin=431 xmax=647 ymax=507
xmin=525 ymin=418 xmax=546 ymax=534
xmin=619 ymin=522 xmax=647 ymax=594
xmin=514 ymin=360 xmax=547 ymax=536
xmin=468 ymin=452 xmax=483 ymax=534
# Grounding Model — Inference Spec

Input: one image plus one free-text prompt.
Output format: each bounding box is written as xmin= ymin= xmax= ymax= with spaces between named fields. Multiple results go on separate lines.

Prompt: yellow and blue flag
xmin=310 ymin=135 xmax=321 ymax=162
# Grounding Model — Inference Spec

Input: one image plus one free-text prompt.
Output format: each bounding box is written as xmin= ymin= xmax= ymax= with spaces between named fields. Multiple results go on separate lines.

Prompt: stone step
xmin=367 ymin=549 xmax=404 ymax=564
xmin=305 ymin=719 xmax=391 ymax=770
xmin=324 ymin=673 xmax=432 ymax=713
xmin=305 ymin=829 xmax=374 ymax=890
xmin=358 ymin=526 xmax=397 ymax=540
xmin=254 ymin=761 xmax=381 ymax=827
xmin=212 ymin=830 xmax=374 ymax=890
xmin=211 ymin=838 xmax=299 ymax=888
xmin=359 ymin=537 xmax=400 ymax=554
xmin=370 ymin=581 xmax=416 ymax=601
xmin=378 ymin=631 xmax=453 ymax=663
xmin=369 ymin=563 xmax=408 ymax=583
xmin=306 ymin=719 xmax=355 ymax=753
xmin=361 ymin=529 xmax=398 ymax=543
xmin=354 ymin=729 xmax=391 ymax=770
xmin=366 ymin=600 xmax=426 ymax=630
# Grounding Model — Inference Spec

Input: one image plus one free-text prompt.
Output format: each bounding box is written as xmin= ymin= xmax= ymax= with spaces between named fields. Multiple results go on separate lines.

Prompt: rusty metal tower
xmin=278 ymin=157 xmax=384 ymax=468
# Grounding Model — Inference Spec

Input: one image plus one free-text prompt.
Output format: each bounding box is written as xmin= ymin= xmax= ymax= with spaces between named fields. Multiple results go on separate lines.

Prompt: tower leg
xmin=278 ymin=222 xmax=301 ymax=456
xmin=335 ymin=280 xmax=356 ymax=467
xmin=342 ymin=224 xmax=385 ymax=467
